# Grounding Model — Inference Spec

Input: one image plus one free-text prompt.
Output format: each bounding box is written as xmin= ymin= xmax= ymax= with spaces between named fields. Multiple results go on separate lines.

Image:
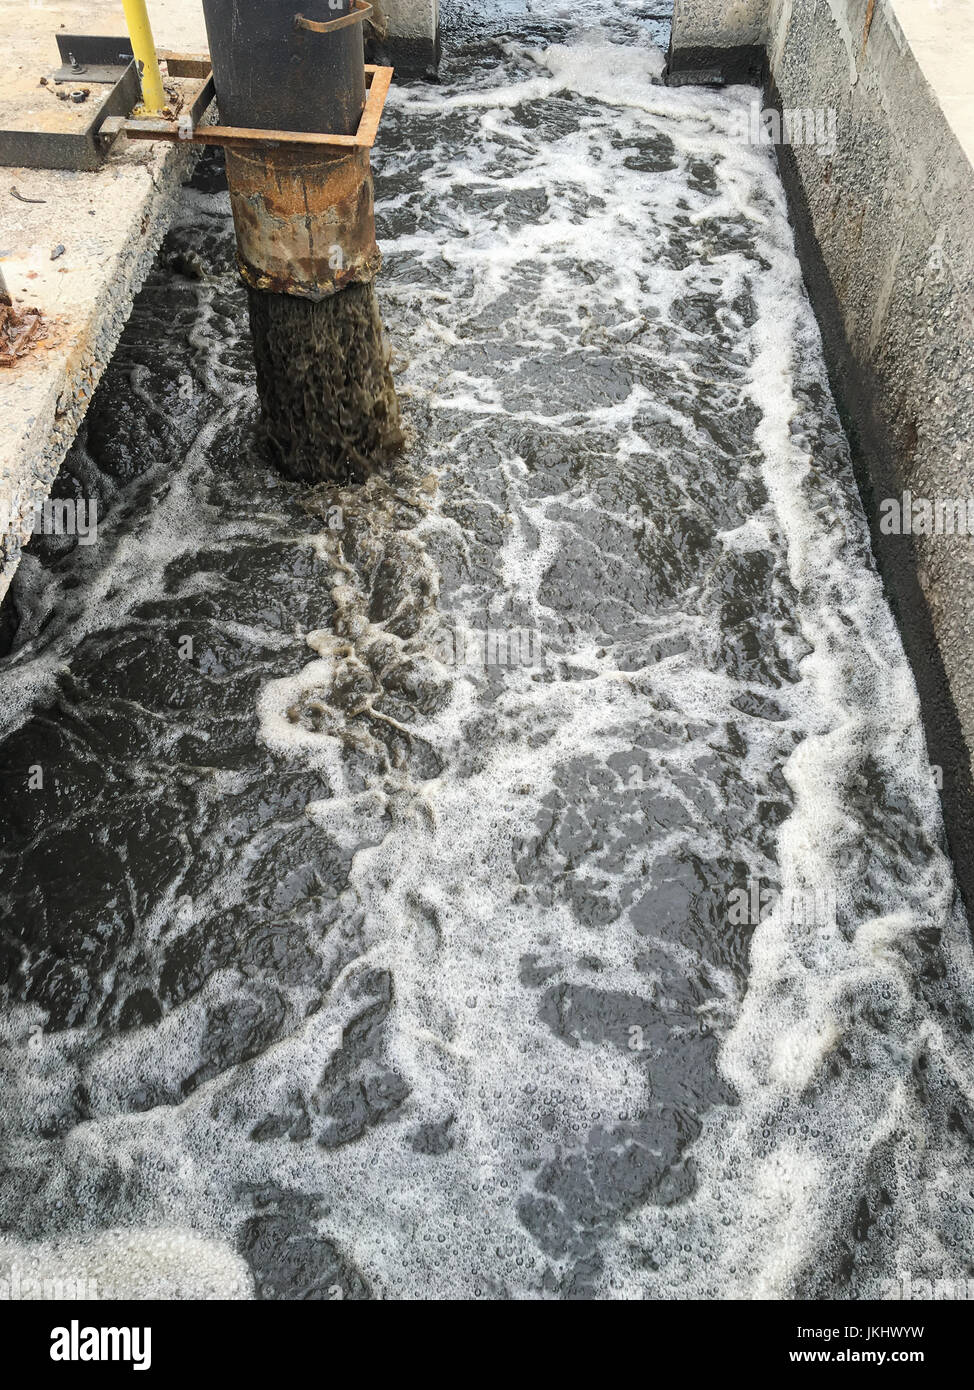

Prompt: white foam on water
xmin=2 ymin=8 xmax=973 ymax=1302
xmin=0 ymin=1228 xmax=251 ymax=1301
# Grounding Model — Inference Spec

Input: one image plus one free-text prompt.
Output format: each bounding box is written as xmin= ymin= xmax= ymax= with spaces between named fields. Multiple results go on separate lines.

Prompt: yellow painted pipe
xmin=121 ymin=0 xmax=167 ymax=116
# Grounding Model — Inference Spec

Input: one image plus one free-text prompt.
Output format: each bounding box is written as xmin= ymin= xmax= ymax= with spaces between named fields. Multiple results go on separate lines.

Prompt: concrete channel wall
xmin=668 ymin=0 xmax=769 ymax=82
xmin=0 ymin=1 xmax=211 ymax=618
xmin=368 ymin=0 xmax=440 ymax=76
xmin=670 ymin=0 xmax=974 ymax=911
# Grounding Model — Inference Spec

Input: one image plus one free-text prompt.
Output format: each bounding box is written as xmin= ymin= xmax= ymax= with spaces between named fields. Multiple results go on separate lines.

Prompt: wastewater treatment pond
xmin=1 ymin=5 xmax=973 ymax=1300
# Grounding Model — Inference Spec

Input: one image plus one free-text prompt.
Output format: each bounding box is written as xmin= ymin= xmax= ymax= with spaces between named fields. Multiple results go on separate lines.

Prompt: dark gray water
xmin=1 ymin=3 xmax=972 ymax=1300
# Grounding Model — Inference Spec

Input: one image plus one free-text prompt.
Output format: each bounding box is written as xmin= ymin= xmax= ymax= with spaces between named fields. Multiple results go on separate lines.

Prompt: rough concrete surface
xmin=765 ymin=1 xmax=974 ymax=729
xmin=0 ymin=0 xmax=209 ymax=606
xmin=671 ymin=0 xmax=767 ymax=47
xmin=382 ymin=0 xmax=438 ymax=42
xmin=368 ymin=0 xmax=440 ymax=76
xmin=668 ymin=0 xmax=768 ymax=81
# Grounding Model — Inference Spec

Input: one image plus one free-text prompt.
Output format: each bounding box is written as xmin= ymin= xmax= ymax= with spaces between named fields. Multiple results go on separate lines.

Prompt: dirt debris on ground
xmin=0 ymin=302 xmax=46 ymax=367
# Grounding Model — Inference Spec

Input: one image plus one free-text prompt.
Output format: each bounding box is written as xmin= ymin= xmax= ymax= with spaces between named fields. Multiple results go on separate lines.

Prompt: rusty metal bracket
xmin=102 ymin=61 xmax=393 ymax=153
xmin=294 ymin=2 xmax=373 ymax=36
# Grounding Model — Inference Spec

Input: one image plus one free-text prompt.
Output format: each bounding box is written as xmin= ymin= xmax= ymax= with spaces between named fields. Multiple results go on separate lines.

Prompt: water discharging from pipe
xmin=0 ymin=3 xmax=973 ymax=1301
xmin=247 ymin=282 xmax=403 ymax=484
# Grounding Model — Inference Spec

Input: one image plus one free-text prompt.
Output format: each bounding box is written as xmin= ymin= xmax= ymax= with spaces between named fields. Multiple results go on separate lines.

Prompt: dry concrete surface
xmin=0 ymin=0 xmax=209 ymax=606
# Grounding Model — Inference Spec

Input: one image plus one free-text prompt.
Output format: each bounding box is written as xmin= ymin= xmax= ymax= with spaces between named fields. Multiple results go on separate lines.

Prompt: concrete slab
xmin=0 ymin=0 xmax=208 ymax=606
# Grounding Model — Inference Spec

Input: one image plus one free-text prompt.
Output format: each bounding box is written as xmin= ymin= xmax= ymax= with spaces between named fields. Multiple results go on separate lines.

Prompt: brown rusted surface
xmin=357 ymin=66 xmax=393 ymax=148
xmin=157 ymin=51 xmax=214 ymax=80
xmin=225 ymin=145 xmax=381 ymax=300
xmin=295 ymin=1 xmax=373 ymax=36
xmin=860 ymin=0 xmax=877 ymax=63
xmin=0 ymin=302 xmax=46 ymax=368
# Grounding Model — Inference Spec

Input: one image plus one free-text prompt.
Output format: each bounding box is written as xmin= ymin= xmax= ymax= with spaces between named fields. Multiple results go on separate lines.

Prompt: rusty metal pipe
xmin=199 ymin=0 xmax=401 ymax=485
xmin=201 ymin=0 xmax=379 ymax=301
xmin=225 ymin=145 xmax=381 ymax=301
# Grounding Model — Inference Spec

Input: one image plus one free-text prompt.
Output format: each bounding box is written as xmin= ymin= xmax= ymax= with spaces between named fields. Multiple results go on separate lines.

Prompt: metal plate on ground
xmin=52 ymin=33 xmax=138 ymax=84
xmin=0 ymin=58 xmax=141 ymax=171
xmin=0 ymin=35 xmax=216 ymax=172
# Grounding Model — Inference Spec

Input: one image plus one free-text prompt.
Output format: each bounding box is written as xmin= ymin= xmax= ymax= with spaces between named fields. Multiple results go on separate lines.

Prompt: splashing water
xmin=0 ymin=6 xmax=972 ymax=1301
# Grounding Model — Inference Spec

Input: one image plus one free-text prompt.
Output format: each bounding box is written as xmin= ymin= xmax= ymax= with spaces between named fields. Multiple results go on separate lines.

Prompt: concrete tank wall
xmin=670 ymin=0 xmax=974 ymax=908
xmin=368 ymin=0 xmax=440 ymax=76
xmin=668 ymin=0 xmax=769 ymax=81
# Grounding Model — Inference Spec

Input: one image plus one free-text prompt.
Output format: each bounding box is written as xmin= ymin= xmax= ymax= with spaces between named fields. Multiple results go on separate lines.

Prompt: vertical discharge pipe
xmin=200 ymin=0 xmax=402 ymax=484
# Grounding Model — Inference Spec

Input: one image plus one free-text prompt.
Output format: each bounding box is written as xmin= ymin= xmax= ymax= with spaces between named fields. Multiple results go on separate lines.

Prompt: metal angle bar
xmin=186 ymin=74 xmax=217 ymax=124
xmin=357 ymin=65 xmax=393 ymax=148
xmin=109 ymin=64 xmax=394 ymax=152
xmin=157 ymin=52 xmax=214 ymax=80
xmin=115 ymin=120 xmax=360 ymax=150
xmin=0 ymin=60 xmax=141 ymax=171
xmin=55 ymin=33 xmax=136 ymax=68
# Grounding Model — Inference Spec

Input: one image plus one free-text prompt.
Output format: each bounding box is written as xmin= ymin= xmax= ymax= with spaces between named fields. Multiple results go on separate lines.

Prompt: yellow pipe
xmin=121 ymin=0 xmax=167 ymax=116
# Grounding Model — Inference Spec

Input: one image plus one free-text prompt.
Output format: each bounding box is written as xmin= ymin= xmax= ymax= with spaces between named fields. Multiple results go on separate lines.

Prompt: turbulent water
xmin=247 ymin=281 xmax=404 ymax=485
xmin=1 ymin=3 xmax=973 ymax=1301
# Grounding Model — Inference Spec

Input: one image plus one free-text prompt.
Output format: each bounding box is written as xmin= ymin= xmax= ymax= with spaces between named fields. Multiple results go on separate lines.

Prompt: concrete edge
xmin=368 ymin=0 xmax=441 ymax=78
xmin=665 ymin=42 xmax=767 ymax=87
xmin=366 ymin=28 xmax=442 ymax=80
xmin=0 ymin=140 xmax=199 ymax=609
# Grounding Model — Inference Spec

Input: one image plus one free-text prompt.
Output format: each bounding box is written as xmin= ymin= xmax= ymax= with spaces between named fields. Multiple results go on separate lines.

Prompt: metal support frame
xmin=0 ymin=34 xmax=202 ymax=171
xmin=0 ymin=28 xmax=391 ymax=168
xmin=98 ymin=49 xmax=395 ymax=300
xmin=1 ymin=23 xmax=394 ymax=303
xmin=101 ymin=62 xmax=393 ymax=154
xmin=0 ymin=36 xmax=142 ymax=172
